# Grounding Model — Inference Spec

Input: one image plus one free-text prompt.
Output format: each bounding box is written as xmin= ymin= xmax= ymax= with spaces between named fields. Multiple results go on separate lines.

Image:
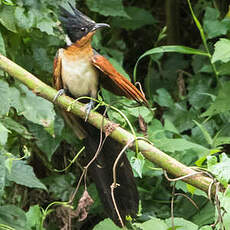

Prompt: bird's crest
xmin=59 ymin=3 xmax=95 ymax=42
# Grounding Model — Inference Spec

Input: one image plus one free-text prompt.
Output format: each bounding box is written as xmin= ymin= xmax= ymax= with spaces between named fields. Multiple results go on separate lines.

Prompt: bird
xmin=53 ymin=3 xmax=148 ymax=227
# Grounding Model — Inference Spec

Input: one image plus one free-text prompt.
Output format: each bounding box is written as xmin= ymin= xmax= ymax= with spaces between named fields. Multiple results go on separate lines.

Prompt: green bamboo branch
xmin=0 ymin=53 xmax=216 ymax=195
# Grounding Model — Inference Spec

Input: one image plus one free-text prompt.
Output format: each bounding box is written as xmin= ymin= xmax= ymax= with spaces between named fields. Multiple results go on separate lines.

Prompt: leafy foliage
xmin=0 ymin=0 xmax=229 ymax=229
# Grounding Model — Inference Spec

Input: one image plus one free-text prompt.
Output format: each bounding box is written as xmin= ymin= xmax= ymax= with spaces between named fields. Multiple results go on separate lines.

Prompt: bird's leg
xmin=85 ymin=99 xmax=95 ymax=122
xmin=53 ymin=89 xmax=67 ymax=102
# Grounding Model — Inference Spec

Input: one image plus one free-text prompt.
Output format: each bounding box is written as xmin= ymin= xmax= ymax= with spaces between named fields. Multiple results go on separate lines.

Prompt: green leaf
xmin=14 ymin=6 xmax=35 ymax=31
xmin=7 ymin=160 xmax=46 ymax=190
xmin=191 ymin=202 xmax=215 ymax=226
xmin=148 ymin=119 xmax=165 ymax=140
xmin=42 ymin=174 xmax=75 ymax=201
xmin=154 ymin=88 xmax=175 ymax=108
xmin=1 ymin=117 xmax=32 ymax=139
xmin=134 ymin=46 xmax=208 ymax=81
xmin=0 ymin=155 xmax=6 ymax=198
xmin=214 ymin=136 xmax=230 ymax=147
xmin=199 ymin=227 xmax=212 ymax=230
xmin=201 ymin=82 xmax=230 ymax=117
xmin=0 ymin=31 xmax=6 ymax=56
xmin=125 ymin=105 xmax=152 ymax=123
xmin=218 ymin=186 xmax=230 ymax=213
xmin=0 ymin=79 xmax=11 ymax=116
xmin=111 ymin=7 xmax=156 ymax=30
xmin=86 ymin=0 xmax=128 ymax=17
xmin=165 ymin=217 xmax=198 ymax=230
xmin=32 ymin=47 xmax=53 ymax=73
xmin=164 ymin=102 xmax=198 ymax=133
xmin=207 ymin=153 xmax=230 ymax=187
xmin=193 ymin=120 xmax=213 ymax=147
xmin=0 ymin=31 xmax=6 ymax=76
xmin=93 ymin=218 xmax=120 ymax=230
xmin=36 ymin=18 xmax=56 ymax=35
xmin=130 ymin=153 xmax=145 ymax=178
xmin=2 ymin=0 xmax=15 ymax=6
xmin=203 ymin=7 xmax=230 ymax=39
xmin=0 ymin=205 xmax=27 ymax=230
xmin=0 ymin=122 xmax=9 ymax=145
xmin=19 ymin=84 xmax=55 ymax=127
xmin=164 ymin=119 xmax=179 ymax=134
xmin=154 ymin=138 xmax=209 ymax=154
xmin=26 ymin=205 xmax=43 ymax=229
xmin=134 ymin=218 xmax=168 ymax=230
xmin=212 ymin=39 xmax=230 ymax=63
xmin=0 ymin=5 xmax=17 ymax=32
xmin=8 ymin=86 xmax=24 ymax=113
xmin=187 ymin=77 xmax=212 ymax=110
xmin=27 ymin=123 xmax=61 ymax=161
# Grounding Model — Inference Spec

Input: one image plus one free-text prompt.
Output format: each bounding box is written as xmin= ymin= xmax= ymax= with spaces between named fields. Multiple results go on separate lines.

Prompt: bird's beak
xmin=92 ymin=23 xmax=110 ymax=32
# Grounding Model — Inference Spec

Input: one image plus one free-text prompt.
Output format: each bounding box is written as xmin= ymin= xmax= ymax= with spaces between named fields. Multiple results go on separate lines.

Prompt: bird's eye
xmin=80 ymin=27 xmax=86 ymax=32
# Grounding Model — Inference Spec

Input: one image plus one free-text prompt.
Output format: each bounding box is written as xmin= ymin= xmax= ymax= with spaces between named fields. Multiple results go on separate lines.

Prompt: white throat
xmin=65 ymin=35 xmax=73 ymax=46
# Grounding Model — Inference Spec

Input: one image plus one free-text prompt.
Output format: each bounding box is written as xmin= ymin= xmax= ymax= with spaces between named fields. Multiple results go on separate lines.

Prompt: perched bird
xmin=53 ymin=3 xmax=148 ymax=227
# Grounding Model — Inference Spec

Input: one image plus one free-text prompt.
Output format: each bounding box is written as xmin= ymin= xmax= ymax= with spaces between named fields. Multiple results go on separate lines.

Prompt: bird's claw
xmin=85 ymin=100 xmax=95 ymax=122
xmin=53 ymin=89 xmax=66 ymax=102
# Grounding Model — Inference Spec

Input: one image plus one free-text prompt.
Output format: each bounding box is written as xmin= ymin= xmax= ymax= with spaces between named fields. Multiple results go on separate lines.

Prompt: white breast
xmin=61 ymin=54 xmax=99 ymax=98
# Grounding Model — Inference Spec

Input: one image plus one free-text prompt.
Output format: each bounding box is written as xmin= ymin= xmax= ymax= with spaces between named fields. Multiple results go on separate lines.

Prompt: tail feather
xmin=85 ymin=130 xmax=138 ymax=226
xmin=60 ymin=109 xmax=138 ymax=226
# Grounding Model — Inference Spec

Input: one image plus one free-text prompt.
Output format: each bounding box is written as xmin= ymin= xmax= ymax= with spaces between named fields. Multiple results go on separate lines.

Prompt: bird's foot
xmin=53 ymin=89 xmax=66 ymax=102
xmin=85 ymin=100 xmax=95 ymax=122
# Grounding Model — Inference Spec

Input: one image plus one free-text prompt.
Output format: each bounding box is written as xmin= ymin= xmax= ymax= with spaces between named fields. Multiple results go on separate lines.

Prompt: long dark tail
xmin=62 ymin=110 xmax=139 ymax=226
xmin=84 ymin=124 xmax=139 ymax=226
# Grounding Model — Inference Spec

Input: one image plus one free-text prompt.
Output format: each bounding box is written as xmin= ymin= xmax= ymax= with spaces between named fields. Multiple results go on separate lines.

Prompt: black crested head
xmin=59 ymin=3 xmax=110 ymax=43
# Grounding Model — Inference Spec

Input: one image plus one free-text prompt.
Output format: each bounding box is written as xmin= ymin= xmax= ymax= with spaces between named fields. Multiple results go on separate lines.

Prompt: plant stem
xmin=187 ymin=0 xmax=219 ymax=81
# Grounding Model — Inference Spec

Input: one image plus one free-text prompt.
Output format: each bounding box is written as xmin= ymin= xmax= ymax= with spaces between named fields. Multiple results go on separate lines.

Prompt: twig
xmin=164 ymin=170 xmax=202 ymax=181
xmin=174 ymin=193 xmax=199 ymax=210
xmin=171 ymin=184 xmax=175 ymax=230
xmin=69 ymin=111 xmax=107 ymax=203
xmin=110 ymin=138 xmax=135 ymax=228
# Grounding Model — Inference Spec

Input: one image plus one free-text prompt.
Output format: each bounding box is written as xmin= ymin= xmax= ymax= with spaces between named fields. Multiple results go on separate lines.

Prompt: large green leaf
xmin=8 ymin=86 xmax=24 ymax=113
xmin=14 ymin=6 xmax=35 ymax=31
xmin=201 ymin=82 xmax=230 ymax=117
xmin=1 ymin=117 xmax=32 ymax=139
xmin=18 ymin=84 xmax=55 ymax=127
xmin=0 ymin=31 xmax=6 ymax=56
xmin=207 ymin=153 xmax=230 ymax=187
xmin=154 ymin=138 xmax=209 ymax=154
xmin=0 ymin=155 xmax=6 ymax=198
xmin=36 ymin=18 xmax=56 ymax=35
xmin=134 ymin=218 xmax=168 ymax=230
xmin=26 ymin=205 xmax=44 ymax=229
xmin=0 ymin=31 xmax=6 ymax=75
xmin=0 ymin=5 xmax=17 ymax=32
xmin=0 ymin=205 xmax=28 ymax=230
xmin=27 ymin=123 xmax=61 ymax=161
xmin=154 ymin=88 xmax=175 ymax=108
xmin=165 ymin=217 xmax=198 ymax=230
xmin=203 ymin=7 xmax=230 ymax=39
xmin=0 ymin=122 xmax=9 ymax=146
xmin=191 ymin=202 xmax=215 ymax=226
xmin=86 ymin=0 xmax=128 ymax=17
xmin=7 ymin=160 xmax=46 ymax=190
xmin=93 ymin=218 xmax=120 ymax=230
xmin=212 ymin=39 xmax=230 ymax=63
xmin=0 ymin=79 xmax=11 ymax=116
